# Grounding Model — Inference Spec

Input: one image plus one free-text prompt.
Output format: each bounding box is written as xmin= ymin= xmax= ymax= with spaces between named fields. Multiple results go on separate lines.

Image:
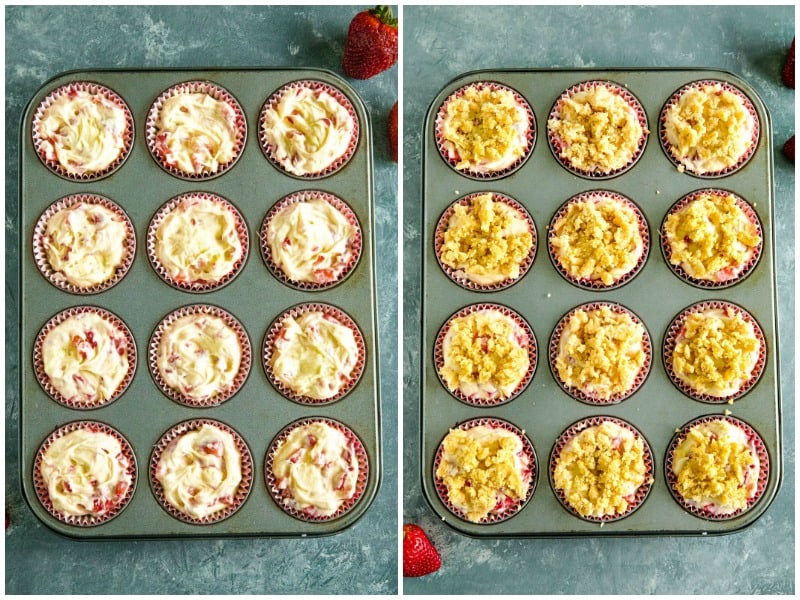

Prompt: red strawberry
xmin=783 ymin=135 xmax=794 ymax=162
xmin=783 ymin=37 xmax=795 ymax=88
xmin=403 ymin=523 xmax=441 ymax=577
xmin=388 ymin=102 xmax=398 ymax=163
xmin=342 ymin=6 xmax=398 ymax=80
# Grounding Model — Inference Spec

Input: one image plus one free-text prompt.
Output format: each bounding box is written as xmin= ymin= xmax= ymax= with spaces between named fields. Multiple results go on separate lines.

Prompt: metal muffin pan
xmin=19 ymin=68 xmax=380 ymax=539
xmin=420 ymin=68 xmax=781 ymax=537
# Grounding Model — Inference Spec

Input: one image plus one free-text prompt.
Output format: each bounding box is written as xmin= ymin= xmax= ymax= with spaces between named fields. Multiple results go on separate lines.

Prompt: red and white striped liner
xmin=658 ymin=79 xmax=760 ymax=178
xmin=264 ymin=417 xmax=369 ymax=522
xmin=665 ymin=414 xmax=770 ymax=521
xmin=433 ymin=302 xmax=537 ymax=407
xmin=258 ymin=79 xmax=360 ymax=179
xmin=432 ymin=417 xmax=537 ymax=525
xmin=434 ymin=191 xmax=537 ymax=292
xmin=262 ymin=302 xmax=366 ymax=406
xmin=547 ymin=190 xmax=650 ymax=291
xmin=31 ymin=81 xmax=134 ymax=181
xmin=659 ymin=188 xmax=763 ymax=289
xmin=549 ymin=416 xmax=654 ymax=523
xmin=149 ymin=418 xmax=253 ymax=525
xmin=145 ymin=80 xmax=247 ymax=180
xmin=33 ymin=305 xmax=136 ymax=410
xmin=548 ymin=301 xmax=652 ymax=405
xmin=663 ymin=300 xmax=767 ymax=403
xmin=434 ymin=81 xmax=536 ymax=180
xmin=33 ymin=420 xmax=137 ymax=527
xmin=547 ymin=80 xmax=648 ymax=179
xmin=146 ymin=191 xmax=250 ymax=293
xmin=32 ymin=193 xmax=136 ymax=295
xmin=148 ymin=304 xmax=252 ymax=408
xmin=259 ymin=190 xmax=363 ymax=291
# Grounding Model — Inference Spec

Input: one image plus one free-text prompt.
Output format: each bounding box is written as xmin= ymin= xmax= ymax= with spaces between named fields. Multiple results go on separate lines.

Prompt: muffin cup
xmin=32 ymin=193 xmax=136 ymax=295
xmin=658 ymin=79 xmax=760 ymax=178
xmin=145 ymin=80 xmax=247 ymax=180
xmin=31 ymin=81 xmax=134 ymax=181
xmin=663 ymin=300 xmax=767 ymax=403
xmin=258 ymin=79 xmax=360 ymax=179
xmin=263 ymin=302 xmax=366 ymax=406
xmin=660 ymin=188 xmax=763 ymax=289
xmin=433 ymin=417 xmax=537 ymax=525
xmin=146 ymin=191 xmax=249 ymax=293
xmin=547 ymin=80 xmax=648 ymax=179
xmin=149 ymin=418 xmax=253 ymax=525
xmin=549 ymin=416 xmax=654 ymax=524
xmin=148 ymin=304 xmax=252 ymax=408
xmin=434 ymin=81 xmax=536 ymax=180
xmin=259 ymin=190 xmax=363 ymax=291
xmin=33 ymin=306 xmax=136 ymax=410
xmin=548 ymin=301 xmax=652 ymax=405
xmin=33 ymin=420 xmax=137 ymax=527
xmin=434 ymin=191 xmax=537 ymax=292
xmin=434 ymin=302 xmax=537 ymax=407
xmin=665 ymin=415 xmax=769 ymax=521
xmin=264 ymin=417 xmax=369 ymax=522
xmin=547 ymin=190 xmax=650 ymax=291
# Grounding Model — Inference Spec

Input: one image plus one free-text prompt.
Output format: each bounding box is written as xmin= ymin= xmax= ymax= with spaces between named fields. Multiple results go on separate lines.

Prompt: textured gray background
xmin=402 ymin=5 xmax=795 ymax=595
xmin=5 ymin=5 xmax=398 ymax=595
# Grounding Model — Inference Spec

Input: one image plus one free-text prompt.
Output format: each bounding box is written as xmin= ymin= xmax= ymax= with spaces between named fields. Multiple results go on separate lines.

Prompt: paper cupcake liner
xmin=433 ymin=417 xmax=537 ymax=525
xmin=146 ymin=191 xmax=249 ymax=293
xmin=145 ymin=80 xmax=247 ymax=180
xmin=149 ymin=418 xmax=253 ymax=525
xmin=258 ymin=80 xmax=360 ymax=179
xmin=434 ymin=191 xmax=537 ymax=292
xmin=659 ymin=188 xmax=763 ymax=289
xmin=264 ymin=417 xmax=369 ymax=522
xmin=549 ymin=416 xmax=654 ymax=523
xmin=259 ymin=190 xmax=363 ymax=291
xmin=548 ymin=302 xmax=652 ymax=405
xmin=33 ymin=306 xmax=137 ymax=410
xmin=547 ymin=190 xmax=650 ymax=291
xmin=32 ymin=193 xmax=136 ymax=295
xmin=263 ymin=302 xmax=366 ymax=406
xmin=658 ymin=79 xmax=760 ymax=178
xmin=31 ymin=81 xmax=134 ymax=181
xmin=33 ymin=420 xmax=137 ymax=527
xmin=148 ymin=304 xmax=252 ymax=408
xmin=663 ymin=300 xmax=767 ymax=403
xmin=547 ymin=80 xmax=648 ymax=179
xmin=665 ymin=415 xmax=769 ymax=521
xmin=434 ymin=81 xmax=536 ymax=180
xmin=434 ymin=302 xmax=537 ymax=407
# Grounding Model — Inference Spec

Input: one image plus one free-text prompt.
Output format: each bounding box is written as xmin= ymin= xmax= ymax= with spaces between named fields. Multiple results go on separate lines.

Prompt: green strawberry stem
xmin=370 ymin=5 xmax=398 ymax=28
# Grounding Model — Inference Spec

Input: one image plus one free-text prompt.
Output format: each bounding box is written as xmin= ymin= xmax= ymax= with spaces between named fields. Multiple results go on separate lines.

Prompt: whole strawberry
xmin=783 ymin=37 xmax=795 ymax=88
xmin=342 ymin=6 xmax=398 ymax=80
xmin=403 ymin=523 xmax=441 ymax=577
xmin=388 ymin=101 xmax=398 ymax=162
xmin=783 ymin=135 xmax=794 ymax=162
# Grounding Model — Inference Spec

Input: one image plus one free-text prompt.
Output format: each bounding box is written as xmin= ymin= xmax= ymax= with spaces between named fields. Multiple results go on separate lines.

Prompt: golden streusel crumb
xmin=672 ymin=309 xmax=760 ymax=397
xmin=555 ymin=305 xmax=646 ymax=399
xmin=664 ymin=84 xmax=754 ymax=173
xmin=672 ymin=420 xmax=755 ymax=511
xmin=664 ymin=192 xmax=760 ymax=281
xmin=441 ymin=86 xmax=527 ymax=170
xmin=439 ymin=310 xmax=529 ymax=400
xmin=553 ymin=421 xmax=649 ymax=518
xmin=440 ymin=193 xmax=533 ymax=285
xmin=549 ymin=197 xmax=643 ymax=285
xmin=435 ymin=425 xmax=528 ymax=522
xmin=548 ymin=85 xmax=645 ymax=173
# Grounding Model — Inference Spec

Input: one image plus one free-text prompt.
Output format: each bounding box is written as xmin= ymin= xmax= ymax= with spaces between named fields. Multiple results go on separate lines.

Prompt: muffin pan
xmin=19 ymin=68 xmax=380 ymax=538
xmin=420 ymin=69 xmax=781 ymax=537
